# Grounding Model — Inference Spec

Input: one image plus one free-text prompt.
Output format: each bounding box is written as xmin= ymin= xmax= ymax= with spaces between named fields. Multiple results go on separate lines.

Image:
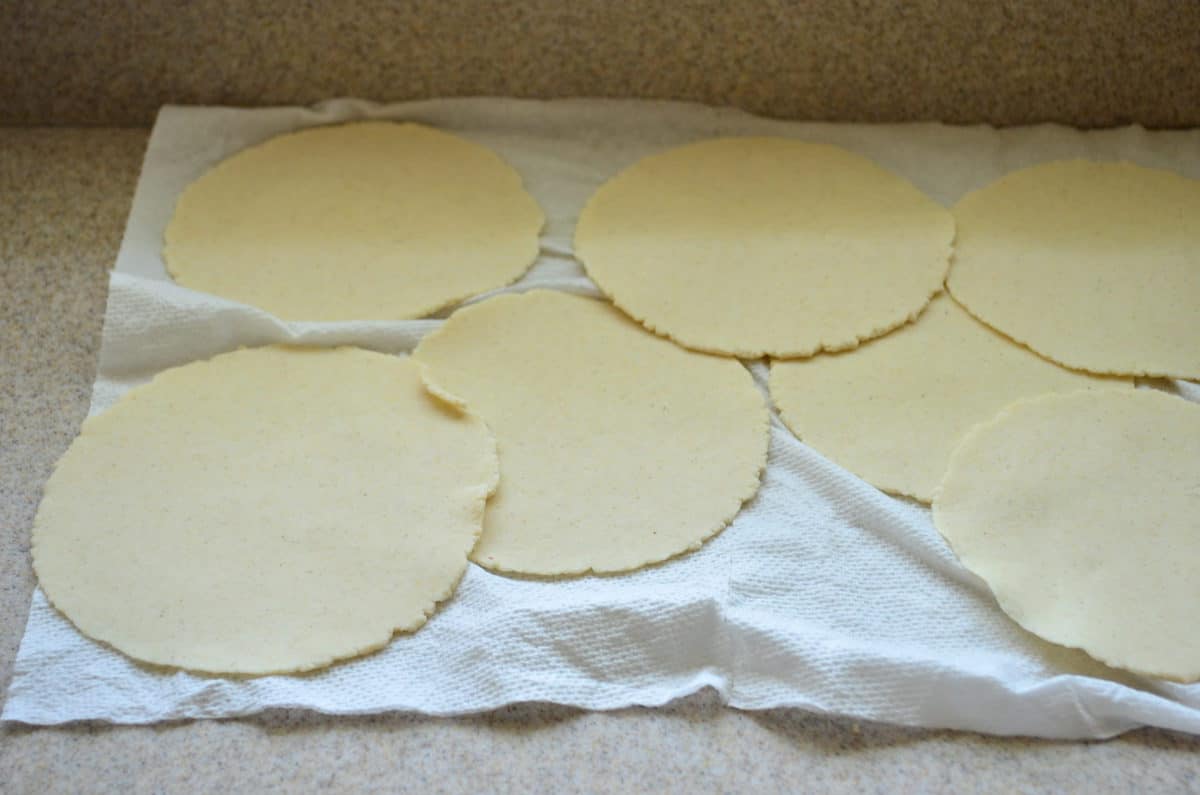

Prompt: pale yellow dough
xmin=574 ymin=138 xmax=955 ymax=358
xmin=769 ymin=293 xmax=1127 ymax=502
xmin=948 ymin=160 xmax=1200 ymax=378
xmin=933 ymin=389 xmax=1200 ymax=682
xmin=164 ymin=122 xmax=544 ymax=321
xmin=413 ymin=290 xmax=769 ymax=576
xmin=32 ymin=346 xmax=498 ymax=674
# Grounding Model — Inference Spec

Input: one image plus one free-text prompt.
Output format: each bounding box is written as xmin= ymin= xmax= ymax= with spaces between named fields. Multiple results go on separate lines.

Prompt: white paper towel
xmin=5 ymin=98 xmax=1200 ymax=737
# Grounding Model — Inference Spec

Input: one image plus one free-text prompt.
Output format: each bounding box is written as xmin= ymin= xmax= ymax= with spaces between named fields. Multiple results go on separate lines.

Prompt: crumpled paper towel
xmin=5 ymin=98 xmax=1200 ymax=738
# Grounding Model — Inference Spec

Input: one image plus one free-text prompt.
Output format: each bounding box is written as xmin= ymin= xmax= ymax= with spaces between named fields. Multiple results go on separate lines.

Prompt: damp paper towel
xmin=5 ymin=99 xmax=1200 ymax=738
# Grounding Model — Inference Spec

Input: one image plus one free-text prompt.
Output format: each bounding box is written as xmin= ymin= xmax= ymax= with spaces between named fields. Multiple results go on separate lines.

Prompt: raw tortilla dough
xmin=574 ymin=137 xmax=955 ymax=358
xmin=947 ymin=160 xmax=1200 ymax=379
xmin=413 ymin=289 xmax=769 ymax=576
xmin=31 ymin=346 xmax=498 ymax=674
xmin=164 ymin=122 xmax=544 ymax=321
xmin=769 ymin=293 xmax=1127 ymax=502
xmin=933 ymin=389 xmax=1200 ymax=682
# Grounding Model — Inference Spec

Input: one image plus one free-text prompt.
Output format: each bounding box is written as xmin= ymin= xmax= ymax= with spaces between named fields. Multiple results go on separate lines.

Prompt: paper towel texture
xmin=5 ymin=99 xmax=1200 ymax=737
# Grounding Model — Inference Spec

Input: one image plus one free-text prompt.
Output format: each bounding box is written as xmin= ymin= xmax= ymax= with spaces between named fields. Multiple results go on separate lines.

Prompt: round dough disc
xmin=933 ymin=389 xmax=1200 ymax=682
xmin=770 ymin=293 xmax=1127 ymax=502
xmin=413 ymin=289 xmax=769 ymax=576
xmin=32 ymin=346 xmax=498 ymax=674
xmin=164 ymin=122 xmax=544 ymax=321
xmin=947 ymin=160 xmax=1200 ymax=378
xmin=574 ymin=138 xmax=955 ymax=358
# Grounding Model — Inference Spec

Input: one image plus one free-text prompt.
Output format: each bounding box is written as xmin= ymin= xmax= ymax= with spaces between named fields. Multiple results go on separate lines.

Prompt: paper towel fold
xmin=5 ymin=98 xmax=1199 ymax=737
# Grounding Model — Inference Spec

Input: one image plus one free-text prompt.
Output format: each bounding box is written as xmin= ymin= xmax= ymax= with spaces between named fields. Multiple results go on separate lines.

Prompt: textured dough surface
xmin=948 ymin=160 xmax=1200 ymax=378
xmin=770 ymin=293 xmax=1127 ymax=502
xmin=164 ymin=122 xmax=544 ymax=321
xmin=933 ymin=389 xmax=1200 ymax=682
xmin=32 ymin=346 xmax=498 ymax=674
xmin=574 ymin=137 xmax=955 ymax=358
xmin=413 ymin=289 xmax=769 ymax=576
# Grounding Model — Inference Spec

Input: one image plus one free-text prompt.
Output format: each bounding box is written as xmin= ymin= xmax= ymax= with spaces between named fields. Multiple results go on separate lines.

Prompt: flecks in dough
xmin=770 ymin=292 xmax=1127 ymax=502
xmin=948 ymin=160 xmax=1200 ymax=379
xmin=933 ymin=389 xmax=1200 ymax=682
xmin=32 ymin=346 xmax=498 ymax=674
xmin=575 ymin=137 xmax=954 ymax=358
xmin=413 ymin=289 xmax=769 ymax=576
xmin=165 ymin=122 xmax=544 ymax=321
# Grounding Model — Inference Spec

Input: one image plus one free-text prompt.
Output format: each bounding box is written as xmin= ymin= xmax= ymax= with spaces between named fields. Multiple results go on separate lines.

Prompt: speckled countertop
xmin=2 ymin=129 xmax=1199 ymax=793
xmin=4 ymin=0 xmax=1200 ymax=128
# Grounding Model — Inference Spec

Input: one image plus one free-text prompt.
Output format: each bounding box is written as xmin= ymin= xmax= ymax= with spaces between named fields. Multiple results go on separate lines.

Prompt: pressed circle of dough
xmin=413 ymin=289 xmax=769 ymax=576
xmin=769 ymin=293 xmax=1127 ymax=502
xmin=947 ymin=160 xmax=1200 ymax=379
xmin=164 ymin=122 xmax=544 ymax=321
xmin=32 ymin=346 xmax=498 ymax=674
xmin=574 ymin=137 xmax=955 ymax=358
xmin=933 ymin=389 xmax=1200 ymax=682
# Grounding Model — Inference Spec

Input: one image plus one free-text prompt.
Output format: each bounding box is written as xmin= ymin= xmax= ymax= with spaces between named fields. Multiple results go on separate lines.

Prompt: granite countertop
xmin=2 ymin=128 xmax=1199 ymax=793
xmin=4 ymin=0 xmax=1200 ymax=129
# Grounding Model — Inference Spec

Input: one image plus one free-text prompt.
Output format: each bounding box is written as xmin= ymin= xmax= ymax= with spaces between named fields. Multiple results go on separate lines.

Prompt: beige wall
xmin=3 ymin=0 xmax=1198 ymax=127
